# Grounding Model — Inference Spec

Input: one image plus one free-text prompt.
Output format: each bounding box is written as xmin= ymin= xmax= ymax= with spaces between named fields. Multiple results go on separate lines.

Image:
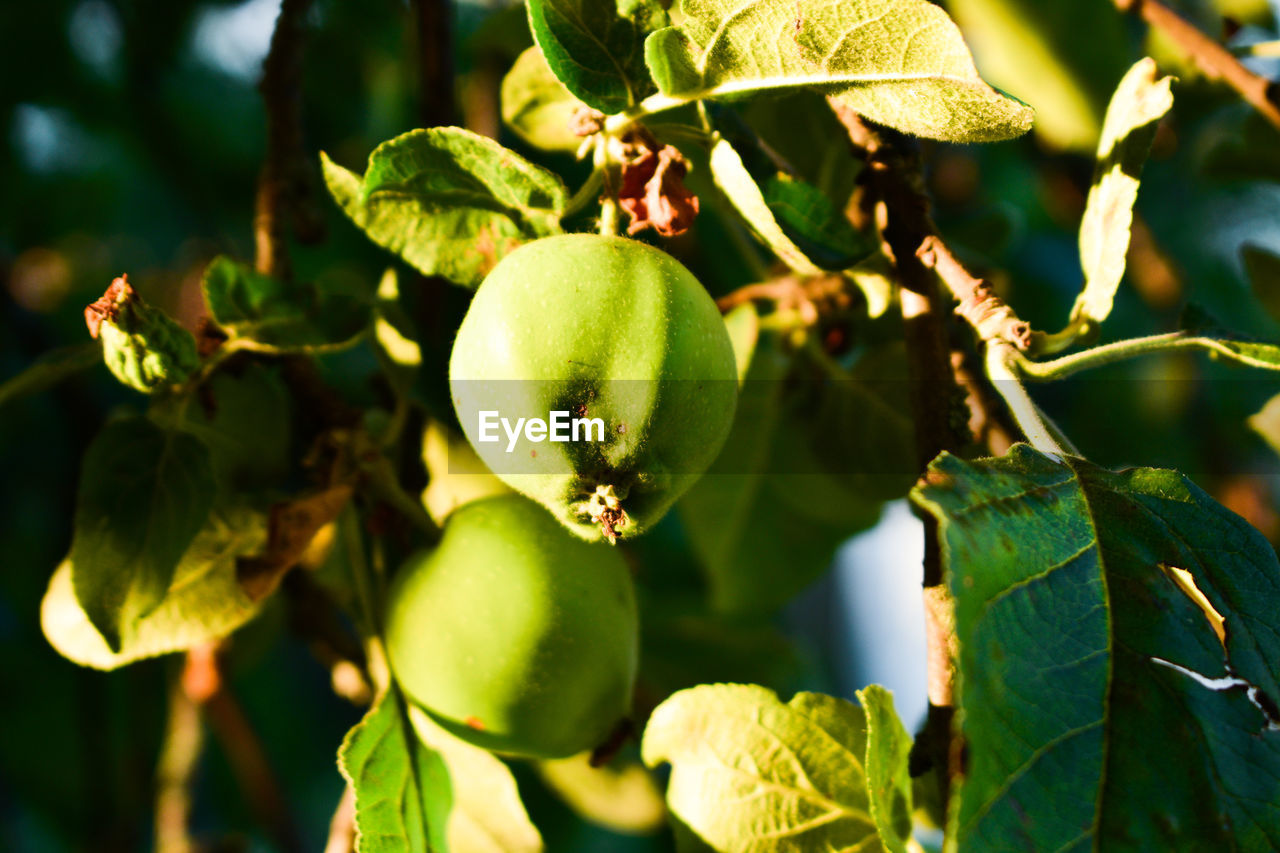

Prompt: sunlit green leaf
xmin=339 ymin=687 xmax=451 ymax=853
xmin=536 ymin=752 xmax=666 ymax=835
xmin=1072 ymin=58 xmax=1175 ymax=327
xmin=323 ymin=129 xmax=567 ymax=288
xmin=944 ymin=0 xmax=1131 ymax=151
xmin=42 ymin=506 xmax=268 ymax=670
xmin=409 ymin=708 xmax=543 ymax=852
xmin=502 ymin=46 xmax=590 ymax=152
xmin=859 ymin=685 xmax=913 ymax=853
xmin=708 ymin=137 xmax=824 ymax=275
xmin=645 ymin=0 xmax=1033 ymax=142
xmin=642 ymin=684 xmax=888 ymax=851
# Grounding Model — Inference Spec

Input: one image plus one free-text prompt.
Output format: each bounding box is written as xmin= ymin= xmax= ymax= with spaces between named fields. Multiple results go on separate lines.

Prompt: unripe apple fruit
xmin=449 ymin=234 xmax=737 ymax=542
xmin=383 ymin=495 xmax=638 ymax=758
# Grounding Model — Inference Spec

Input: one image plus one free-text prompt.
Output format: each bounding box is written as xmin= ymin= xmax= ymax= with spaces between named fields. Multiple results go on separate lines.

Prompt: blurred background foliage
xmin=3 ymin=0 xmax=1280 ymax=850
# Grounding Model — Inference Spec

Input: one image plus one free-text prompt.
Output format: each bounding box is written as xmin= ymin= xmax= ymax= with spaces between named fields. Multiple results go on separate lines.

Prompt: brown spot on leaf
xmin=465 ymin=716 xmax=486 ymax=731
xmin=618 ymin=133 xmax=699 ymax=238
xmin=84 ymin=275 xmax=134 ymax=338
xmin=237 ymin=485 xmax=354 ymax=601
xmin=922 ymin=468 xmax=954 ymax=490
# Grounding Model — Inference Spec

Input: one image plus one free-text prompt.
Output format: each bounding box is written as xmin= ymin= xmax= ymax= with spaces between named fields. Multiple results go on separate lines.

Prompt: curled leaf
xmin=86 ymin=275 xmax=199 ymax=393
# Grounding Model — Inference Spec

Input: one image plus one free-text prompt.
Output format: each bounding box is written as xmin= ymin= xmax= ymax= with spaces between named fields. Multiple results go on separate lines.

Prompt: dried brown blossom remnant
xmin=570 ymin=107 xmax=606 ymax=137
xmin=618 ymin=135 xmax=699 ymax=238
xmin=84 ymin=275 xmax=135 ymax=339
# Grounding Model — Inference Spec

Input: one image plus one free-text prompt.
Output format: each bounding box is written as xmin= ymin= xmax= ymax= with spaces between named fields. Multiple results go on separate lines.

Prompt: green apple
xmin=449 ymin=234 xmax=737 ymax=542
xmin=384 ymin=495 xmax=638 ymax=758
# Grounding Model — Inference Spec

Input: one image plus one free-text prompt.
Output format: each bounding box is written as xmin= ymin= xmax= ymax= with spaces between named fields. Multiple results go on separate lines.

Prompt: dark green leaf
xmin=70 ymin=417 xmax=216 ymax=652
xmin=43 ymin=506 xmax=268 ymax=670
xmin=644 ymin=0 xmax=1033 ymax=142
xmin=640 ymin=601 xmax=807 ymax=697
xmin=1243 ymin=243 xmax=1280 ymax=324
xmin=763 ymin=175 xmax=874 ymax=271
xmin=339 ymin=687 xmax=451 ymax=853
xmin=527 ymin=0 xmax=667 ymax=114
xmin=0 ymin=342 xmax=100 ymax=410
xmin=913 ymin=445 xmax=1280 ymax=851
xmin=152 ymin=364 xmax=292 ymax=494
xmin=323 ymin=128 xmax=567 ymax=288
xmin=678 ymin=334 xmax=909 ymax=615
xmin=201 ymin=256 xmax=370 ymax=352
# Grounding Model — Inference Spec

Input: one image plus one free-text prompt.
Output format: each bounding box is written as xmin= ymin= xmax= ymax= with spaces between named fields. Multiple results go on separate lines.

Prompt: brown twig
xmin=255 ymin=0 xmax=320 ymax=279
xmin=1116 ymin=0 xmax=1280 ymax=131
xmin=155 ymin=667 xmax=205 ymax=853
xmin=830 ymin=100 xmax=995 ymax=807
xmin=414 ymin=0 xmax=457 ymax=128
xmin=184 ymin=644 xmax=305 ymax=853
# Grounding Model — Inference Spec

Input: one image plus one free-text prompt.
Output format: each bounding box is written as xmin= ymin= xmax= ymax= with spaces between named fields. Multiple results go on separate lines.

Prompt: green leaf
xmin=70 ymin=417 xmax=216 ymax=652
xmin=1178 ymin=305 xmax=1280 ymax=370
xmin=421 ymin=419 xmax=512 ymax=526
xmin=527 ymin=0 xmax=667 ymax=114
xmin=721 ymin=303 xmax=760 ymax=385
xmin=640 ymin=602 xmax=808 ymax=698
xmin=708 ymin=137 xmax=824 ymax=275
xmin=763 ymin=175 xmax=873 ymax=271
xmin=408 ymin=707 xmax=544 ymax=852
xmin=42 ymin=506 xmax=269 ymax=670
xmin=858 ymin=686 xmax=913 ymax=853
xmin=201 ymin=256 xmax=370 ymax=352
xmin=912 ymin=445 xmax=1280 ymax=851
xmin=944 ymin=0 xmax=1131 ymax=151
xmin=339 ymin=687 xmax=451 ymax=853
xmin=1243 ymin=243 xmax=1280 ymax=324
xmin=678 ymin=334 xmax=909 ymax=614
xmin=642 ymin=684 xmax=885 ymax=851
xmin=0 ymin=342 xmax=101 ymax=410
xmin=738 ymin=92 xmax=865 ymax=204
xmin=536 ymin=752 xmax=666 ymax=836
xmin=1248 ymin=391 xmax=1280 ymax=458
xmin=152 ymin=363 xmax=292 ymax=494
xmin=1071 ymin=58 xmax=1175 ymax=327
xmin=323 ymin=129 xmax=568 ymax=288
xmin=501 ymin=46 xmax=588 ymax=152
xmin=644 ymin=0 xmax=1033 ymax=143
xmin=845 ymin=254 xmax=897 ymax=320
